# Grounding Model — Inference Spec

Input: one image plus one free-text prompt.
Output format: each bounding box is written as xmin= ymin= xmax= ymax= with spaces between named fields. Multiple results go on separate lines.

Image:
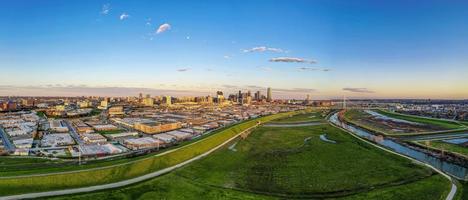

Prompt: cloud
xmin=275 ymin=88 xmax=317 ymax=93
xmin=146 ymin=18 xmax=152 ymax=26
xmin=120 ymin=13 xmax=129 ymax=20
xmin=101 ymin=4 xmax=110 ymax=15
xmin=186 ymin=36 xmax=191 ymax=40
xmin=223 ymin=55 xmax=231 ymax=59
xmin=269 ymin=57 xmax=316 ymax=64
xmin=222 ymin=84 xmax=237 ymax=89
xmin=176 ymin=68 xmax=191 ymax=72
xmin=243 ymin=46 xmax=284 ymax=53
xmin=245 ymin=85 xmax=265 ymax=90
xmin=156 ymin=23 xmax=171 ymax=34
xmin=343 ymin=87 xmax=375 ymax=93
xmin=297 ymin=67 xmax=331 ymax=72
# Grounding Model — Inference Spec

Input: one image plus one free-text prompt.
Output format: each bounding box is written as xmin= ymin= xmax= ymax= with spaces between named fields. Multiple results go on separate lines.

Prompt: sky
xmin=1 ymin=0 xmax=468 ymax=99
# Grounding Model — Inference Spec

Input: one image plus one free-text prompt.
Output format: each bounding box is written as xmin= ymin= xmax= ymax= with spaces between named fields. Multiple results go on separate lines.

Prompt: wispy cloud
xmin=243 ymin=46 xmax=284 ymax=53
xmin=245 ymin=85 xmax=265 ymax=90
xmin=224 ymin=85 xmax=316 ymax=94
xmin=269 ymin=57 xmax=316 ymax=64
xmin=145 ymin=18 xmax=152 ymax=26
xmin=343 ymin=87 xmax=375 ymax=93
xmin=223 ymin=55 xmax=231 ymax=59
xmin=156 ymin=23 xmax=171 ymax=34
xmin=176 ymin=68 xmax=191 ymax=72
xmin=222 ymin=84 xmax=237 ymax=89
xmin=101 ymin=4 xmax=110 ymax=15
xmin=119 ymin=13 xmax=129 ymax=20
xmin=275 ymin=88 xmax=317 ymax=93
xmin=297 ymin=67 xmax=331 ymax=72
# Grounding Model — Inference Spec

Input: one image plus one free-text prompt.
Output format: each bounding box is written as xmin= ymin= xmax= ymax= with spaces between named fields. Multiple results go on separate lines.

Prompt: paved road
xmin=0 ymin=125 xmax=258 ymax=200
xmin=63 ymin=120 xmax=84 ymax=145
xmin=263 ymin=122 xmax=324 ymax=127
xmin=0 ymin=126 xmax=15 ymax=152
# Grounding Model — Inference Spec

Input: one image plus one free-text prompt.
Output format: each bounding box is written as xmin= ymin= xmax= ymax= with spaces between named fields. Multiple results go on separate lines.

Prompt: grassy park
xmin=343 ymin=109 xmax=465 ymax=135
xmin=416 ymin=141 xmax=468 ymax=157
xmin=270 ymin=109 xmax=329 ymax=124
xmin=377 ymin=110 xmax=464 ymax=130
xmin=0 ymin=111 xmax=297 ymax=196
xmin=48 ymin=118 xmax=451 ymax=200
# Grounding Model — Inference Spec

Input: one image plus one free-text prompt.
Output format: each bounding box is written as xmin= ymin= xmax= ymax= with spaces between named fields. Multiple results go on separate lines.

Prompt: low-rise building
xmin=134 ymin=122 xmax=182 ymax=134
xmin=81 ymin=133 xmax=107 ymax=144
xmin=41 ymin=133 xmax=75 ymax=147
xmin=92 ymin=124 xmax=118 ymax=131
xmin=166 ymin=130 xmax=192 ymax=141
xmin=109 ymin=106 xmax=125 ymax=116
xmin=49 ymin=120 xmax=69 ymax=133
xmin=123 ymin=137 xmax=162 ymax=150
xmin=152 ymin=133 xmax=177 ymax=144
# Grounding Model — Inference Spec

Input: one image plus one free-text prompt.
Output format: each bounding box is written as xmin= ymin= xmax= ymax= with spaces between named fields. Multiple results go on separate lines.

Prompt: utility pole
xmin=78 ymin=146 xmax=82 ymax=166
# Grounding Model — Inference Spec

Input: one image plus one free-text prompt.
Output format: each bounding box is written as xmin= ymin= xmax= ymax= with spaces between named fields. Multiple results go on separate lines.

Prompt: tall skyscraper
xmin=267 ymin=87 xmax=272 ymax=102
xmin=165 ymin=96 xmax=172 ymax=106
xmin=255 ymin=91 xmax=261 ymax=101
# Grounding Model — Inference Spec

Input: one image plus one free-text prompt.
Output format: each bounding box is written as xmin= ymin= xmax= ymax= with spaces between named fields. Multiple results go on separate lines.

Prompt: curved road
xmin=0 ymin=125 xmax=259 ymax=200
xmin=263 ymin=122 xmax=324 ymax=127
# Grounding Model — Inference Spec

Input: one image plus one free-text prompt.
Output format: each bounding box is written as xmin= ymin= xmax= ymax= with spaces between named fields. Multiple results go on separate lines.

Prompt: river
xmin=329 ymin=113 xmax=468 ymax=181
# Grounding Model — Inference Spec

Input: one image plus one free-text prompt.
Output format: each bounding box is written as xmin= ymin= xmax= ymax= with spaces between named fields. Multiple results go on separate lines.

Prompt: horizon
xmin=1 ymin=0 xmax=468 ymax=99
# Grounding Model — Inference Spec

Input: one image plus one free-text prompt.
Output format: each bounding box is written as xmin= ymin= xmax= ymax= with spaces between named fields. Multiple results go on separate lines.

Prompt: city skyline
xmin=1 ymin=0 xmax=468 ymax=99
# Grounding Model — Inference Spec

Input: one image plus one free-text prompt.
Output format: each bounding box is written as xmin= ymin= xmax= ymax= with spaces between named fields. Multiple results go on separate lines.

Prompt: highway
xmin=0 ymin=126 xmax=15 ymax=152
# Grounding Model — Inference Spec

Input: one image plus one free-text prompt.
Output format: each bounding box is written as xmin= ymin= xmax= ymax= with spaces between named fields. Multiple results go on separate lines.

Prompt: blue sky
xmin=1 ymin=0 xmax=467 ymax=99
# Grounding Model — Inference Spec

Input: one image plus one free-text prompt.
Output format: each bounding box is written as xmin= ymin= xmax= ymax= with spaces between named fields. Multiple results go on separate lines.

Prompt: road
xmin=0 ymin=126 xmax=15 ymax=152
xmin=63 ymin=120 xmax=84 ymax=145
xmin=263 ymin=122 xmax=324 ymax=127
xmin=0 ymin=125 xmax=259 ymax=200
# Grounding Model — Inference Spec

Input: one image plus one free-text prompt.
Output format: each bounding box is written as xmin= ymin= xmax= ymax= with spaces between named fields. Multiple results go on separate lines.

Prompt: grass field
xmin=416 ymin=141 xmax=468 ymax=157
xmin=343 ymin=109 xmax=464 ymax=135
xmin=0 ymin=111 xmax=297 ymax=196
xmin=48 ymin=122 xmax=450 ymax=200
xmin=377 ymin=110 xmax=464 ymax=130
xmin=270 ymin=110 xmax=329 ymax=124
xmin=0 ymin=157 xmax=58 ymax=170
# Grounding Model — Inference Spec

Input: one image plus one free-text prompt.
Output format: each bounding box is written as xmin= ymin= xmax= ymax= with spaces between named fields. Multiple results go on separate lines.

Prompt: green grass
xmin=270 ymin=110 xmax=328 ymax=124
xmin=48 ymin=123 xmax=450 ymax=200
xmin=343 ymin=109 xmax=464 ymax=135
xmin=89 ymin=109 xmax=102 ymax=116
xmin=36 ymin=111 xmax=47 ymax=118
xmin=342 ymin=174 xmax=450 ymax=200
xmin=460 ymin=182 xmax=468 ymax=200
xmin=377 ymin=110 xmax=463 ymax=130
xmin=0 ymin=111 xmax=298 ymax=196
xmin=417 ymin=141 xmax=468 ymax=157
